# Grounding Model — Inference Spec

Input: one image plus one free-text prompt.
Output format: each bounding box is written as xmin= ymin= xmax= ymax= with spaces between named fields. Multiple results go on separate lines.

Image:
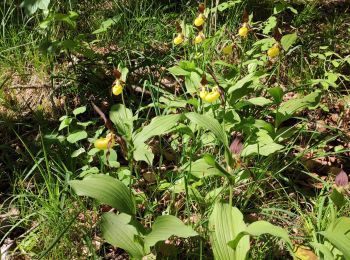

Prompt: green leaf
xmin=331 ymin=217 xmax=350 ymax=237
xmin=67 ymin=130 xmax=88 ymax=143
xmin=263 ymin=16 xmax=277 ymax=34
xmin=310 ymin=242 xmax=334 ymax=260
xmin=21 ymin=0 xmax=50 ymax=15
xmin=101 ymin=213 xmax=145 ymax=259
xmin=185 ymin=72 xmax=200 ymax=93
xmin=119 ymin=66 xmax=129 ymax=82
xmin=179 ymin=60 xmax=196 ymax=71
xmin=168 ymin=66 xmax=191 ymax=76
xmin=253 ymin=38 xmax=276 ymax=51
xmin=276 ymin=91 xmax=321 ymax=127
xmin=186 ymin=112 xmax=228 ymax=146
xmin=246 ymin=97 xmax=273 ymax=106
xmin=281 ymin=33 xmax=298 ymax=51
xmin=144 ymin=215 xmax=197 ymax=249
xmin=203 ymin=154 xmax=233 ymax=180
xmin=242 ymin=129 xmax=284 ymax=157
xmin=229 ymin=221 xmax=293 ymax=256
xmin=71 ymin=147 xmax=85 ymax=158
xmin=216 ymin=0 xmax=241 ymax=12
xmin=92 ymin=15 xmax=122 ymax=34
xmin=182 ymin=158 xmax=223 ymax=178
xmin=109 ymin=104 xmax=134 ymax=139
xmin=228 ymin=72 xmax=257 ymax=94
xmin=102 ymin=149 xmax=120 ymax=168
xmin=133 ymin=114 xmax=181 ymax=145
xmin=320 ymin=231 xmax=350 ymax=259
xmin=73 ymin=106 xmax=86 ymax=116
xmin=268 ymin=87 xmax=284 ymax=103
xmin=133 ymin=143 xmax=154 ymax=164
xmin=330 ymin=189 xmax=346 ymax=208
xmin=69 ymin=174 xmax=135 ymax=215
xmin=245 ymin=221 xmax=292 ymax=248
xmin=58 ymin=117 xmax=72 ymax=131
xmin=209 ymin=203 xmax=249 ymax=260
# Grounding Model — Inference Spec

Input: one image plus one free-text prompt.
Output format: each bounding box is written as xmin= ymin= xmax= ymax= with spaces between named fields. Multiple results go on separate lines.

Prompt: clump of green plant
xmin=21 ymin=1 xmax=349 ymax=259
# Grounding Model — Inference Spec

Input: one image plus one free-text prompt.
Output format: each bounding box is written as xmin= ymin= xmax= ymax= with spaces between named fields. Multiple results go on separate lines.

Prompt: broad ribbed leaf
xmin=182 ymin=158 xmax=223 ymax=178
xmin=228 ymin=73 xmax=256 ymax=94
xmin=247 ymin=97 xmax=273 ymax=106
xmin=242 ymin=129 xmax=284 ymax=157
xmin=133 ymin=143 xmax=154 ymax=164
xmin=109 ymin=104 xmax=134 ymax=139
xmin=245 ymin=221 xmax=292 ymax=249
xmin=133 ymin=114 xmax=181 ymax=145
xmin=263 ymin=16 xmax=277 ymax=34
xmin=281 ymin=33 xmax=297 ymax=51
xmin=319 ymin=217 xmax=350 ymax=259
xmin=21 ymin=0 xmax=50 ymax=15
xmin=101 ymin=213 xmax=145 ymax=259
xmin=73 ymin=106 xmax=86 ymax=116
xmin=67 ymin=130 xmax=87 ymax=143
xmin=209 ymin=203 xmax=249 ymax=260
xmin=184 ymin=72 xmax=201 ymax=93
xmin=144 ymin=215 xmax=197 ymax=249
xmin=310 ymin=242 xmax=334 ymax=260
xmin=229 ymin=221 xmax=293 ymax=256
xmin=186 ymin=112 xmax=228 ymax=146
xmin=168 ymin=66 xmax=191 ymax=76
xmin=320 ymin=231 xmax=350 ymax=259
xmin=276 ymin=91 xmax=321 ymax=127
xmin=69 ymin=174 xmax=135 ymax=215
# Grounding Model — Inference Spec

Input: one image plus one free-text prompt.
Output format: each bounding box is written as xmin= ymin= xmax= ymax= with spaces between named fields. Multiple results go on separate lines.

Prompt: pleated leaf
xmin=186 ymin=112 xmax=228 ymax=146
xmin=209 ymin=202 xmax=249 ymax=260
xmin=133 ymin=114 xmax=181 ymax=145
xmin=144 ymin=215 xmax=198 ymax=249
xmin=101 ymin=212 xmax=145 ymax=259
xmin=69 ymin=174 xmax=135 ymax=215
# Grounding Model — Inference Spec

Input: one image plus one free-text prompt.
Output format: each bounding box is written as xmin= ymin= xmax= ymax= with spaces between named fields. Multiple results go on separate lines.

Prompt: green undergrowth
xmin=1 ymin=0 xmax=350 ymax=259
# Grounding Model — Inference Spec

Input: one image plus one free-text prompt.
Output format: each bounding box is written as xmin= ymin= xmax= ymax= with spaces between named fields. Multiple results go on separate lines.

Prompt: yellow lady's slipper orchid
xmin=94 ymin=133 xmax=115 ymax=150
xmin=173 ymin=33 xmax=184 ymax=45
xmin=112 ymin=80 xmax=123 ymax=96
xmin=204 ymin=88 xmax=220 ymax=103
xmin=238 ymin=23 xmax=249 ymax=38
xmin=267 ymin=43 xmax=280 ymax=58
xmin=194 ymin=32 xmax=205 ymax=44
xmin=199 ymin=87 xmax=208 ymax=99
xmin=194 ymin=14 xmax=205 ymax=27
xmin=222 ymin=44 xmax=233 ymax=55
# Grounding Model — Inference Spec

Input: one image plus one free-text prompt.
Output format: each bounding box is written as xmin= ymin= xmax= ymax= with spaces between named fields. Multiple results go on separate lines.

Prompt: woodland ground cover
xmin=1 ymin=0 xmax=350 ymax=259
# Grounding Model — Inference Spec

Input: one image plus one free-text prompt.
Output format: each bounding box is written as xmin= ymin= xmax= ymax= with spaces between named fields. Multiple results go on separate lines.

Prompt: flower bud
xmin=335 ymin=169 xmax=349 ymax=188
xmin=230 ymin=134 xmax=243 ymax=155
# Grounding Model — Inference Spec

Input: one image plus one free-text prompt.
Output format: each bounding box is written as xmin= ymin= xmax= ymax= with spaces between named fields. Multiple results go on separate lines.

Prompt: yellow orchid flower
xmin=222 ymin=44 xmax=233 ymax=55
xmin=204 ymin=87 xmax=220 ymax=103
xmin=200 ymin=86 xmax=220 ymax=103
xmin=94 ymin=133 xmax=115 ymax=150
xmin=267 ymin=43 xmax=280 ymax=58
xmin=112 ymin=80 xmax=123 ymax=96
xmin=173 ymin=33 xmax=184 ymax=45
xmin=238 ymin=23 xmax=249 ymax=38
xmin=194 ymin=14 xmax=205 ymax=27
xmin=199 ymin=86 xmax=208 ymax=99
xmin=194 ymin=31 xmax=205 ymax=44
